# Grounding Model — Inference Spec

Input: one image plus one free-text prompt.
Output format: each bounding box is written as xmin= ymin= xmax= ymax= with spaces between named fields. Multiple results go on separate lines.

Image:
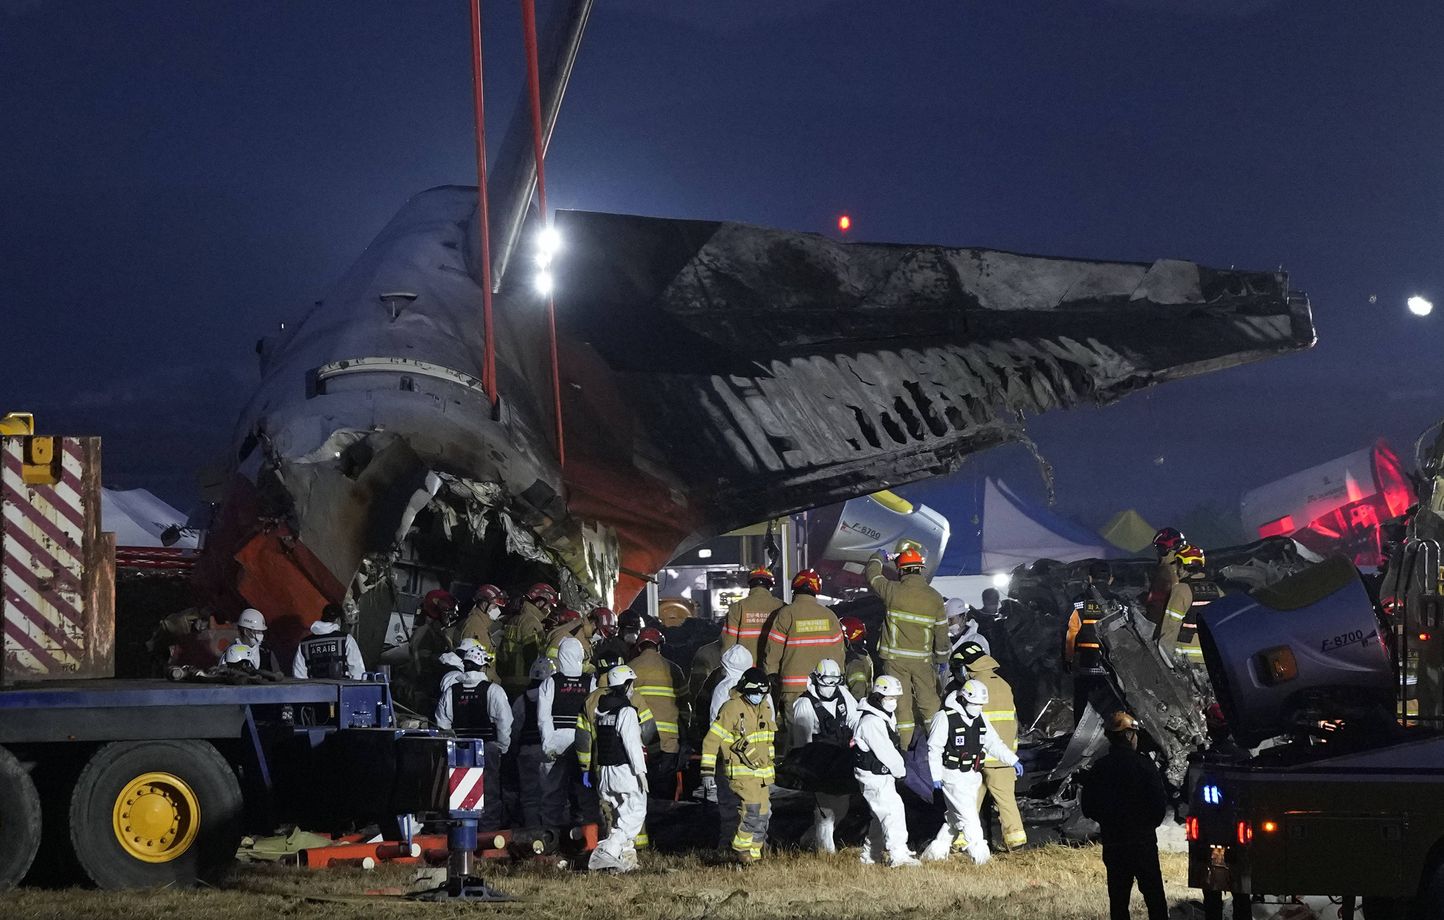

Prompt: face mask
xmin=964 ymin=702 xmax=982 ymax=717
xmin=880 ymin=697 xmax=898 ymax=714
xmin=815 ymin=682 xmax=837 ymax=700
xmin=743 ymin=692 xmax=764 ymax=706
xmin=948 ymin=622 xmax=963 ymax=639
xmin=241 ymin=629 xmax=263 ymax=646
xmin=487 ymin=604 xmax=502 ymax=621
xmin=622 ymin=631 xmax=639 ymax=645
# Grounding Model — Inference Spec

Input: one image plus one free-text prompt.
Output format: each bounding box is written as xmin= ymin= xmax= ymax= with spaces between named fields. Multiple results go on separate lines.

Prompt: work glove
xmin=1013 ymin=762 xmax=1025 ymax=778
xmin=581 ymin=770 xmax=593 ymax=789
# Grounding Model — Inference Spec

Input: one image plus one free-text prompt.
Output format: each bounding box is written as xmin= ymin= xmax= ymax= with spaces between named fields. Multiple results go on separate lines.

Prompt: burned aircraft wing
xmin=217 ymin=189 xmax=1314 ymax=636
xmin=554 ymin=208 xmax=1314 ymax=599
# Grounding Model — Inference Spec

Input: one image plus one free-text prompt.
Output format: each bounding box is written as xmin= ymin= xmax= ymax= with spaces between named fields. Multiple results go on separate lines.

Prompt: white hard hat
xmin=529 ymin=656 xmax=556 ymax=682
xmin=872 ymin=675 xmax=904 ymax=698
xmin=456 ymin=637 xmax=483 ymax=653
xmin=961 ymin=679 xmax=989 ymax=706
xmin=811 ymin=658 xmax=843 ymax=684
xmin=222 ymin=642 xmax=253 ymax=665
xmin=607 ymin=664 xmax=637 ymax=687
xmin=237 ymin=608 xmax=266 ymax=632
xmin=463 ymin=645 xmax=494 ymax=668
xmin=944 ymin=597 xmax=969 ymax=621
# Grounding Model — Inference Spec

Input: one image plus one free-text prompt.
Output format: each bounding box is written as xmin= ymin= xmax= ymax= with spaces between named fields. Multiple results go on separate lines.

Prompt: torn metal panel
xmin=217 ymin=189 xmax=1315 ymax=636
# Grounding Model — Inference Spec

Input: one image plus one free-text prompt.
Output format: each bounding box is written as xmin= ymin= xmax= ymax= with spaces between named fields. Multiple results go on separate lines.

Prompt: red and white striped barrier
xmin=2 ymin=436 xmax=112 ymax=681
xmin=448 ymin=765 xmax=485 ymax=813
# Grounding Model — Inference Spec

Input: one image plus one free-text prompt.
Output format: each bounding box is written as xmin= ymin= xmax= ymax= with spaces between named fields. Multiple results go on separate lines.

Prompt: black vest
xmin=851 ymin=712 xmax=900 ymax=775
xmin=804 ymin=691 xmax=851 ymax=746
xmin=941 ymin=709 xmax=985 ymax=771
xmin=519 ymin=688 xmax=542 ymax=746
xmin=298 ymin=633 xmax=348 ymax=679
xmin=1179 ymin=580 xmax=1222 ymax=644
xmin=593 ymin=693 xmax=634 ymax=767
xmin=1070 ymin=589 xmax=1111 ymax=674
xmin=451 ymin=681 xmax=497 ymax=741
xmin=551 ymin=675 xmax=589 ymax=729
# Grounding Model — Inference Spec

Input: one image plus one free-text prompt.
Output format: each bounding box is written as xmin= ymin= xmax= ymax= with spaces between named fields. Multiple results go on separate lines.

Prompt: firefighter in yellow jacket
xmin=866 ymin=548 xmax=948 ymax=747
xmin=628 ymin=627 xmax=688 ymax=775
xmin=762 ymin=569 xmax=843 ymax=746
xmin=722 ymin=567 xmax=784 ymax=663
xmin=954 ymin=641 xmax=1027 ymax=851
xmin=701 ymin=667 xmax=776 ymax=864
xmin=1154 ymin=543 xmax=1211 ymax=663
xmin=499 ymin=583 xmax=554 ymax=695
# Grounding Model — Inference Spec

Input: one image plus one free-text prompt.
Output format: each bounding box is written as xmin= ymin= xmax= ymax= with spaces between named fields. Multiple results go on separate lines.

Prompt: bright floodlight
xmin=538 ymin=225 xmax=562 ymax=256
xmin=1408 ymin=295 xmax=1434 ymax=317
xmin=991 ymin=572 xmax=1010 ymax=588
xmin=535 ymin=271 xmax=554 ymax=297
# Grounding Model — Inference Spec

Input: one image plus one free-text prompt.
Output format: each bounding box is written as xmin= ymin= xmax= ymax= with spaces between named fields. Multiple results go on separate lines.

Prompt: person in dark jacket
xmin=1080 ymin=711 xmax=1169 ymax=920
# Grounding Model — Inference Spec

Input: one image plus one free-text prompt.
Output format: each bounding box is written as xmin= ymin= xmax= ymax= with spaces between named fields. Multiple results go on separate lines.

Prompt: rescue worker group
xmin=221 ymin=530 xmax=1212 ymax=876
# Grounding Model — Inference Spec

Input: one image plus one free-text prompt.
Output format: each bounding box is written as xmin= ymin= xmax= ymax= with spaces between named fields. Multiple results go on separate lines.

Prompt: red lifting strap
xmin=468 ymin=0 xmax=499 ymax=409
xmin=520 ymin=0 xmax=566 ymax=468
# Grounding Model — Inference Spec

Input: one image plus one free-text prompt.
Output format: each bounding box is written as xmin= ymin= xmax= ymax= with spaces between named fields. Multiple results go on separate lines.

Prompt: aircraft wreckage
xmin=196 ymin=0 xmax=1315 ymax=669
xmin=201 ymin=185 xmax=1316 ymax=666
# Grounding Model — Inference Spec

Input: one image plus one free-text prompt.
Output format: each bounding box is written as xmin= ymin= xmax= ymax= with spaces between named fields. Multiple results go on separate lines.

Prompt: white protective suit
xmin=921 ymin=688 xmax=1019 ymax=863
xmin=435 ymin=666 xmax=513 ymax=830
xmin=537 ymin=637 xmax=595 ymax=826
xmin=587 ymin=688 xmax=649 ymax=872
xmin=291 ymin=620 xmax=367 ymax=679
xmin=789 ymin=683 xmax=858 ymax=853
xmin=708 ymin=643 xmax=755 ymax=722
xmin=944 ymin=598 xmax=990 ymax=656
xmin=852 ymin=697 xmax=917 ymax=866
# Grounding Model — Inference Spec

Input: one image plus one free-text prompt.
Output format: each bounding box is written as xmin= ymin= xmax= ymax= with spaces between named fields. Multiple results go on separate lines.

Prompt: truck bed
xmin=0 ymin=677 xmax=393 ymax=743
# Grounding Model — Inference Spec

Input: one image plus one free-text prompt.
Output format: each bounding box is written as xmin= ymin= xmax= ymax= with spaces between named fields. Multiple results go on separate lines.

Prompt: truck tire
xmin=0 ymin=745 xmax=42 ymax=889
xmin=69 ymin=740 xmax=242 ymax=889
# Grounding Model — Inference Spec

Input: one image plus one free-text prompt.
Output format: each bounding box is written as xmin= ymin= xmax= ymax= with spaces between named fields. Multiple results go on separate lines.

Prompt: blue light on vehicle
xmin=1202 ymin=784 xmax=1222 ymax=806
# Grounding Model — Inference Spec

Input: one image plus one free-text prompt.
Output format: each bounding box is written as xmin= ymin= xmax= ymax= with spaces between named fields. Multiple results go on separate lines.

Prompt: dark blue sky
xmin=4 ymin=0 xmax=1442 ymax=532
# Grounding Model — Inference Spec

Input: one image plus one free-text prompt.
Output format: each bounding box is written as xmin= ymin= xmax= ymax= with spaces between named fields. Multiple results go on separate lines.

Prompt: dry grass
xmin=8 ymin=846 xmax=1192 ymax=920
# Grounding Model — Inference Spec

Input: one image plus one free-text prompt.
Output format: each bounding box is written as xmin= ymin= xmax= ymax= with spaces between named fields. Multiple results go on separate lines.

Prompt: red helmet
xmin=546 ymin=607 xmax=580 ymax=630
xmin=634 ymin=626 xmax=664 ymax=650
xmin=590 ymin=606 xmax=618 ymax=638
xmin=791 ymin=569 xmax=822 ymax=595
xmin=840 ymin=616 xmax=866 ymax=644
xmin=474 ymin=584 xmax=508 ymax=606
xmin=747 ymin=566 xmax=774 ymax=587
xmin=897 ymin=547 xmax=925 ymax=570
xmin=422 ymin=589 xmax=458 ymax=622
xmin=525 ymin=583 xmax=559 ymax=607
xmin=1152 ymin=527 xmax=1186 ymax=555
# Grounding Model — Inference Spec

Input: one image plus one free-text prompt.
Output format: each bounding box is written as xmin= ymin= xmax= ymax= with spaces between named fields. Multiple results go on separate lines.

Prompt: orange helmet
xmin=840 ymin=616 xmax=866 ymax=644
xmin=747 ymin=566 xmax=775 ymax=587
xmin=897 ymin=547 xmax=925 ymax=570
xmin=791 ymin=569 xmax=822 ymax=595
xmin=1173 ymin=543 xmax=1206 ymax=571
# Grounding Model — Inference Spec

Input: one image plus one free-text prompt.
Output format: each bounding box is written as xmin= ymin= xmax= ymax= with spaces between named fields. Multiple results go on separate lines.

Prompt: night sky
xmin=4 ymin=0 xmax=1443 ymax=538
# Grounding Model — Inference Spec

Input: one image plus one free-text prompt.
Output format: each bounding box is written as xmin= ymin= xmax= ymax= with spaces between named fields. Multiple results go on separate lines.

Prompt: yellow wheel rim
xmin=111 ymin=772 xmax=200 ymax=863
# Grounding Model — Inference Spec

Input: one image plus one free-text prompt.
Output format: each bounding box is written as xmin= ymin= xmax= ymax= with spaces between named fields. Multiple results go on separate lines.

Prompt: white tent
xmin=100 ymin=488 xmax=200 ymax=549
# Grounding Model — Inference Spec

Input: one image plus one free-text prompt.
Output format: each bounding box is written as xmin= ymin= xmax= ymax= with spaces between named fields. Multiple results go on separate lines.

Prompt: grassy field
xmin=8 ymin=846 xmax=1194 ymax=920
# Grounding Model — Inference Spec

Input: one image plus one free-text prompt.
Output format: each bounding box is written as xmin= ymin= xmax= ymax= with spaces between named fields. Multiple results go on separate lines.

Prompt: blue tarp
xmin=897 ymin=476 xmax=1120 ymax=575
